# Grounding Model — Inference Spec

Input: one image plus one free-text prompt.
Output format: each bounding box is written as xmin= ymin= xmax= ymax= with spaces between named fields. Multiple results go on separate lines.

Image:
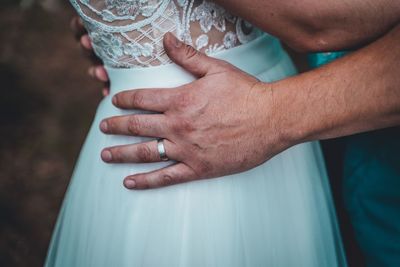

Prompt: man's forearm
xmin=215 ymin=0 xmax=399 ymax=52
xmin=269 ymin=23 xmax=400 ymax=144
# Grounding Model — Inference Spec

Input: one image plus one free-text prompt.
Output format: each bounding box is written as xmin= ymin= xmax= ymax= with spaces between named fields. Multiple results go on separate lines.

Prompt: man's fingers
xmin=70 ymin=17 xmax=109 ymax=95
xmin=100 ymin=114 xmax=169 ymax=138
xmin=88 ymin=66 xmax=110 ymax=96
xmin=101 ymin=139 xmax=178 ymax=164
xmin=113 ymin=88 xmax=180 ymax=112
xmin=163 ymin=32 xmax=223 ymax=77
xmin=124 ymin=163 xmax=197 ymax=189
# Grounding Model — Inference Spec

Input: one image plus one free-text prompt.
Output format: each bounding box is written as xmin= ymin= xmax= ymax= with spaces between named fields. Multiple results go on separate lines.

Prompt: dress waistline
xmin=105 ymin=34 xmax=284 ymax=95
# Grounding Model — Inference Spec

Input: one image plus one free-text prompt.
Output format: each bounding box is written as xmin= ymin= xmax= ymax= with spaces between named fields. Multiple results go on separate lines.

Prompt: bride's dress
xmin=45 ymin=1 xmax=347 ymax=266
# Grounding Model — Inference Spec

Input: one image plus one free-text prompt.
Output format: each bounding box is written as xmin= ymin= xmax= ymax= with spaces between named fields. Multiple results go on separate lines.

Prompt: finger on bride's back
xmin=80 ymin=35 xmax=93 ymax=50
xmin=88 ymin=66 xmax=109 ymax=82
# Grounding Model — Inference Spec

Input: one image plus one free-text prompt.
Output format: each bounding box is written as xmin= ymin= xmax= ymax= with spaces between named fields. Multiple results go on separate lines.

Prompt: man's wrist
xmin=267 ymin=79 xmax=313 ymax=147
xmin=256 ymin=81 xmax=307 ymax=155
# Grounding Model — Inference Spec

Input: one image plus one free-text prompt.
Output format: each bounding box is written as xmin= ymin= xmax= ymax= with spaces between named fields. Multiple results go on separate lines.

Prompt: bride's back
xmin=45 ymin=2 xmax=346 ymax=267
xmin=70 ymin=0 xmax=261 ymax=68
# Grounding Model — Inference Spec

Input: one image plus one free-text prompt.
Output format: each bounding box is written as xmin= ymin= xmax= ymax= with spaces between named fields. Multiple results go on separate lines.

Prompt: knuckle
xmin=136 ymin=145 xmax=153 ymax=162
xmin=181 ymin=119 xmax=195 ymax=133
xmin=191 ymin=141 xmax=203 ymax=151
xmin=111 ymin=148 xmax=124 ymax=161
xmin=184 ymin=45 xmax=199 ymax=60
xmin=127 ymin=116 xmax=141 ymax=135
xmin=130 ymin=91 xmax=145 ymax=107
xmin=160 ymin=174 xmax=173 ymax=186
xmin=172 ymin=117 xmax=194 ymax=136
xmin=175 ymin=92 xmax=194 ymax=109
xmin=196 ymin=160 xmax=213 ymax=176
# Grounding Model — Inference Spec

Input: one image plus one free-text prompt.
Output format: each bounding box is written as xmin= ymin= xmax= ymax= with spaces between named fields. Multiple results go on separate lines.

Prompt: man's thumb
xmin=163 ymin=32 xmax=217 ymax=77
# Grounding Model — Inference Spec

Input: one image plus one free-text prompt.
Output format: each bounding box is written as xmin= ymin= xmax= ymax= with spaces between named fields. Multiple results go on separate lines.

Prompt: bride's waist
xmin=105 ymin=34 xmax=284 ymax=95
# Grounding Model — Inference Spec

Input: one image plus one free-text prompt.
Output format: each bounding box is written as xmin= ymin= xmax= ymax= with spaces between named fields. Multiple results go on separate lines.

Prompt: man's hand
xmin=100 ymin=22 xmax=400 ymax=190
xmin=100 ymin=33 xmax=289 ymax=189
xmin=70 ymin=16 xmax=110 ymax=96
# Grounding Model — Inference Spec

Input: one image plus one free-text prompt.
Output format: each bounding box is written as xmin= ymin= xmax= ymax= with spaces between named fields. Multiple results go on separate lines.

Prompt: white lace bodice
xmin=70 ymin=0 xmax=262 ymax=68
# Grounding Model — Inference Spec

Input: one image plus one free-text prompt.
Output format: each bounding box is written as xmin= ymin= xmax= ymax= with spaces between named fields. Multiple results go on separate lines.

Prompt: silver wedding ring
xmin=157 ymin=139 xmax=169 ymax=161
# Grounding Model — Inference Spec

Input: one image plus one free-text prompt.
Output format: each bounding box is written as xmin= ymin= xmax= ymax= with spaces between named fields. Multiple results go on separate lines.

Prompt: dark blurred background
xmin=0 ymin=1 xmax=102 ymax=266
xmin=0 ymin=1 xmax=363 ymax=266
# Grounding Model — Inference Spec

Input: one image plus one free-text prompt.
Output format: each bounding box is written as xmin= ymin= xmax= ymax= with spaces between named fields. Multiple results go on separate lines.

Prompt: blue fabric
xmin=309 ymin=52 xmax=400 ymax=267
xmin=307 ymin=52 xmax=348 ymax=68
xmin=344 ymin=129 xmax=400 ymax=267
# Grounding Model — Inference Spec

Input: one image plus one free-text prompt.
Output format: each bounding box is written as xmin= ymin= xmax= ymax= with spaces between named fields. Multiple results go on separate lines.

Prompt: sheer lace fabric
xmin=70 ymin=0 xmax=262 ymax=68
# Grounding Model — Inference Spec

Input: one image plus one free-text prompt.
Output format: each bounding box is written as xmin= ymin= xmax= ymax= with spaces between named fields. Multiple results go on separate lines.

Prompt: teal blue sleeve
xmin=307 ymin=51 xmax=348 ymax=68
xmin=308 ymin=51 xmax=400 ymax=267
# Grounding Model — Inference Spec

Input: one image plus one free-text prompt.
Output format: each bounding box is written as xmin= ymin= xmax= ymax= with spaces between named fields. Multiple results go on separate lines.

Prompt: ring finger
xmin=101 ymin=139 xmax=180 ymax=163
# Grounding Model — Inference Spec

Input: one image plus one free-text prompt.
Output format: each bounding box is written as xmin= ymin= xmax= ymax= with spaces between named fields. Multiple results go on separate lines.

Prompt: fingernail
xmin=125 ymin=179 xmax=136 ymax=189
xmin=101 ymin=149 xmax=112 ymax=162
xmin=112 ymin=95 xmax=117 ymax=105
xmin=100 ymin=120 xmax=108 ymax=132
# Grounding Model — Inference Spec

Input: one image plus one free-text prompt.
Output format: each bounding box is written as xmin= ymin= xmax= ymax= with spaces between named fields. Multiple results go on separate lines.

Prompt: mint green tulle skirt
xmin=45 ymin=35 xmax=347 ymax=267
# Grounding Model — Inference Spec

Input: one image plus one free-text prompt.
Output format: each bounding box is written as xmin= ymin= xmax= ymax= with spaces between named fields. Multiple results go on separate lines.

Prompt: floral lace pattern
xmin=70 ymin=0 xmax=262 ymax=68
